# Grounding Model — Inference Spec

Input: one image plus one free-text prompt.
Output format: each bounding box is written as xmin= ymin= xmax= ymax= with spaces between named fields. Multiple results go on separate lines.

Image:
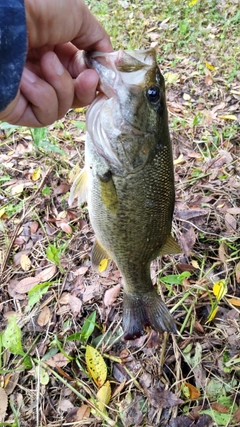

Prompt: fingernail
xmin=51 ymin=53 xmax=65 ymax=76
xmin=23 ymin=67 xmax=37 ymax=83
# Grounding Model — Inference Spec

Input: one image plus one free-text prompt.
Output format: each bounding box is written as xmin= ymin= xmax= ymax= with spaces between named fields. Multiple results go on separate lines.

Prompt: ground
xmin=0 ymin=1 xmax=240 ymax=426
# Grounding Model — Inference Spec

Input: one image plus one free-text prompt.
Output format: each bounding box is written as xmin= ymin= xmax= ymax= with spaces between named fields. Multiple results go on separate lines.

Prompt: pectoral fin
xmin=98 ymin=172 xmax=118 ymax=214
xmin=91 ymin=239 xmax=111 ymax=272
xmin=159 ymin=235 xmax=182 ymax=255
xmin=69 ymin=168 xmax=88 ymax=206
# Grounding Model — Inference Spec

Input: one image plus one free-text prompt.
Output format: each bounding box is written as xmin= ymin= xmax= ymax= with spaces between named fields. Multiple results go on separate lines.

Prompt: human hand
xmin=0 ymin=0 xmax=112 ymax=127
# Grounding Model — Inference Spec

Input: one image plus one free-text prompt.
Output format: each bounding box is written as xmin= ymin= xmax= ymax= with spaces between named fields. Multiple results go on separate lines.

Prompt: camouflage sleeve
xmin=0 ymin=0 xmax=27 ymax=112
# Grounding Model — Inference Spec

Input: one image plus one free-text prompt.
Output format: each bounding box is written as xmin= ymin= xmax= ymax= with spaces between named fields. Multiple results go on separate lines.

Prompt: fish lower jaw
xmin=122 ymin=290 xmax=176 ymax=340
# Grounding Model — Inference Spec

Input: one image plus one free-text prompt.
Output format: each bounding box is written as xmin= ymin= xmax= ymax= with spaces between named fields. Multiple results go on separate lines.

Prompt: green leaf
xmin=46 ymin=244 xmax=61 ymax=266
xmin=160 ymin=271 xmax=191 ymax=285
xmin=72 ymin=120 xmax=86 ymax=130
xmin=27 ymin=282 xmax=51 ymax=308
xmin=67 ymin=311 xmax=97 ymax=342
xmin=2 ymin=315 xmax=24 ymax=356
xmin=200 ymin=409 xmax=232 ymax=426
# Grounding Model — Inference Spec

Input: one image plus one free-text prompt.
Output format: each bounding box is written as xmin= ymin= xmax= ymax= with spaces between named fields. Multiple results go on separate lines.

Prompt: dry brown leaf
xmin=4 ymin=372 xmax=20 ymax=395
xmin=20 ymin=253 xmax=32 ymax=271
xmin=76 ymin=404 xmax=91 ymax=421
xmin=104 ymin=284 xmax=121 ymax=307
xmin=53 ymin=184 xmax=70 ymax=195
xmin=184 ymin=382 xmax=200 ymax=399
xmin=227 ymin=298 xmax=240 ymax=307
xmin=236 ymin=261 xmax=240 ymax=283
xmin=0 ymin=387 xmax=8 ymax=422
xmin=211 ymin=402 xmax=229 ymax=413
xmin=226 ymin=207 xmax=240 ymax=215
xmin=15 ymin=265 xmax=57 ymax=293
xmin=218 ymin=241 xmax=228 ymax=263
xmin=69 ymin=295 xmax=82 ymax=316
xmin=30 ymin=221 xmax=39 ymax=233
xmin=45 ymin=353 xmax=70 ymax=368
xmin=59 ymin=292 xmax=70 ymax=305
xmin=225 ymin=212 xmax=237 ymax=231
xmin=37 ymin=306 xmax=51 ymax=326
xmin=233 ymin=407 xmax=240 ymax=423
xmin=147 ymin=385 xmax=184 ymax=408
xmin=111 ymin=380 xmax=126 ymax=398
xmin=180 ymin=227 xmax=196 ymax=256
xmin=59 ymin=222 xmax=73 ymax=234
xmin=58 ymin=399 xmax=74 ymax=412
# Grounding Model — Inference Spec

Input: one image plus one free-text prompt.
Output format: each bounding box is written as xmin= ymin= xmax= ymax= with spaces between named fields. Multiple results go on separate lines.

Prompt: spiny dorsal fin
xmin=69 ymin=168 xmax=88 ymax=206
xmin=91 ymin=239 xmax=111 ymax=272
xmin=158 ymin=235 xmax=182 ymax=255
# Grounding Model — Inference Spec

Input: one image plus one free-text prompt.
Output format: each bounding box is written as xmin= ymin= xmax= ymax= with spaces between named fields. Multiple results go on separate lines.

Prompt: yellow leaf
xmin=213 ymin=280 xmax=227 ymax=301
xmin=0 ymin=208 xmax=6 ymax=218
xmin=96 ymin=381 xmax=111 ymax=411
xmin=164 ymin=72 xmax=179 ymax=84
xmin=20 ymin=254 xmax=32 ymax=271
xmin=207 ymin=306 xmax=218 ymax=322
xmin=227 ymin=298 xmax=240 ymax=307
xmin=39 ymin=366 xmax=49 ymax=385
xmin=184 ymin=382 xmax=200 ymax=399
xmin=173 ymin=154 xmax=184 ymax=165
xmin=11 ymin=183 xmax=24 ymax=196
xmin=85 ymin=345 xmax=107 ymax=387
xmin=98 ymin=259 xmax=109 ymax=273
xmin=218 ymin=114 xmax=238 ymax=121
xmin=32 ymin=167 xmax=42 ymax=181
xmin=205 ymin=61 xmax=215 ymax=71
xmin=191 ymin=260 xmax=200 ymax=269
xmin=189 ymin=0 xmax=198 ymax=5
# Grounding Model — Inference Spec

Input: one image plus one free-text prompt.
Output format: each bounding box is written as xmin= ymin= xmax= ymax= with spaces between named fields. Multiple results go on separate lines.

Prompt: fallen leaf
xmin=68 ymin=295 xmax=82 ymax=316
xmin=205 ymin=74 xmax=213 ymax=86
xmin=112 ymin=380 xmax=126 ymax=398
xmin=104 ymin=284 xmax=121 ymax=307
xmin=11 ymin=183 xmax=24 ymax=196
xmin=206 ymin=61 xmax=215 ymax=71
xmin=147 ymin=384 xmax=184 ymax=408
xmin=45 ymin=353 xmax=70 ymax=368
xmin=211 ymin=402 xmax=229 ymax=413
xmin=76 ymin=404 xmax=91 ymax=421
xmin=85 ymin=345 xmax=107 ymax=388
xmin=218 ymin=114 xmax=238 ymax=121
xmin=233 ymin=407 xmax=240 ymax=423
xmin=213 ymin=280 xmax=227 ymax=301
xmin=4 ymin=372 xmax=20 ymax=395
xmin=0 ymin=388 xmax=8 ymax=422
xmin=207 ymin=306 xmax=219 ymax=322
xmin=15 ymin=265 xmax=57 ymax=293
xmin=165 ymin=72 xmax=179 ymax=84
xmin=58 ymin=399 xmax=74 ymax=412
xmin=20 ymin=253 xmax=32 ymax=271
xmin=227 ymin=298 xmax=240 ymax=307
xmin=53 ymin=184 xmax=70 ymax=195
xmin=218 ymin=241 xmax=228 ymax=263
xmin=235 ymin=262 xmax=240 ymax=283
xmin=96 ymin=380 xmax=111 ymax=411
xmin=37 ymin=306 xmax=51 ymax=326
xmin=184 ymin=382 xmax=200 ymax=399
xmin=180 ymin=227 xmax=196 ymax=256
xmin=225 ymin=212 xmax=237 ymax=231
xmin=31 ymin=167 xmax=42 ymax=181
xmin=59 ymin=221 xmax=73 ymax=234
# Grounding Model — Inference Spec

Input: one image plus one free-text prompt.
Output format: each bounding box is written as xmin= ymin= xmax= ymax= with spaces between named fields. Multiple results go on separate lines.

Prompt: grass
xmin=0 ymin=0 xmax=240 ymax=426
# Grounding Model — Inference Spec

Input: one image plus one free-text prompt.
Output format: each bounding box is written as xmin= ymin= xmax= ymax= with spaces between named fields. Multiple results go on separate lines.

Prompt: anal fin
xmin=92 ymin=239 xmax=111 ymax=272
xmin=158 ymin=235 xmax=182 ymax=255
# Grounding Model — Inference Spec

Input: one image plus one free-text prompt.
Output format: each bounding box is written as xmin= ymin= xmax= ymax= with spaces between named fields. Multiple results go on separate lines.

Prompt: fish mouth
xmin=84 ymin=49 xmax=157 ymax=98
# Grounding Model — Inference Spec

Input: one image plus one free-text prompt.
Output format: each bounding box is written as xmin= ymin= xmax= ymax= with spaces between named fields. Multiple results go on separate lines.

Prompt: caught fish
xmin=69 ymin=49 xmax=181 ymax=340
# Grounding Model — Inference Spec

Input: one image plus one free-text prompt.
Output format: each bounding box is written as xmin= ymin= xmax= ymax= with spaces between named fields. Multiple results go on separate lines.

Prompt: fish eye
xmin=146 ymin=85 xmax=161 ymax=104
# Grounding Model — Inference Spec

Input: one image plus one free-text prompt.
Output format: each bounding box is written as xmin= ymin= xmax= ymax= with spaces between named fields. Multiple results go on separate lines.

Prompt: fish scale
xmin=70 ymin=49 xmax=181 ymax=340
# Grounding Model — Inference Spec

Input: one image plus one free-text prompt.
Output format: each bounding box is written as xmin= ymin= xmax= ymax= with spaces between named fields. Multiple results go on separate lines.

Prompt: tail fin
xmin=123 ymin=289 xmax=176 ymax=340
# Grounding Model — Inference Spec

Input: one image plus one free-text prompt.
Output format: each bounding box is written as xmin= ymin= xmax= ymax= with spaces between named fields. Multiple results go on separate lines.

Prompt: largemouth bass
xmin=70 ymin=49 xmax=181 ymax=340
